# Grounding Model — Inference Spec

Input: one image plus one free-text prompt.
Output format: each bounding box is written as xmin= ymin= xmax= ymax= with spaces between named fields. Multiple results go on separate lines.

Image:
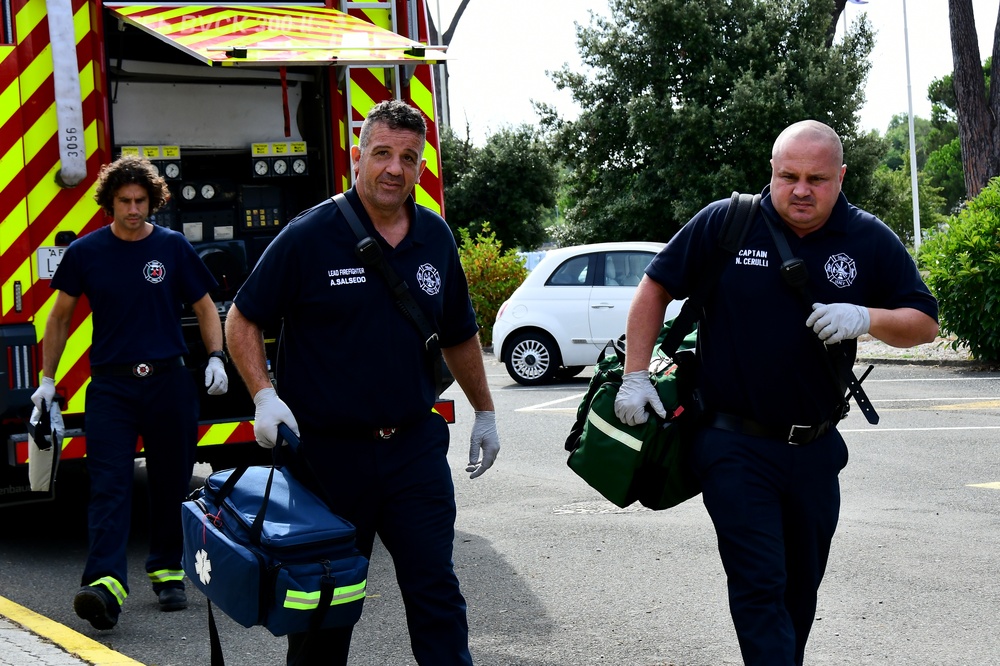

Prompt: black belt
xmin=339 ymin=424 xmax=403 ymax=440
xmin=707 ymin=412 xmax=836 ymax=446
xmin=91 ymin=357 xmax=185 ymax=379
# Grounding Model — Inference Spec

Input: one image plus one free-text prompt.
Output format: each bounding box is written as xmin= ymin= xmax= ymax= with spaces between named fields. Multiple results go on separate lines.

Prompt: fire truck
xmin=0 ymin=0 xmax=455 ymax=506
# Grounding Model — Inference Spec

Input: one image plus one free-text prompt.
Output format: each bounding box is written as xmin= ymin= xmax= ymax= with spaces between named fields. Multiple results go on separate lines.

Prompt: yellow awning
xmin=104 ymin=3 xmax=445 ymax=67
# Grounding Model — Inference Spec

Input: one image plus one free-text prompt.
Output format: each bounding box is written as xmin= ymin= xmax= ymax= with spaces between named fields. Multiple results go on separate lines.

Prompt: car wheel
xmin=504 ymin=332 xmax=559 ymax=385
xmin=554 ymin=365 xmax=586 ymax=380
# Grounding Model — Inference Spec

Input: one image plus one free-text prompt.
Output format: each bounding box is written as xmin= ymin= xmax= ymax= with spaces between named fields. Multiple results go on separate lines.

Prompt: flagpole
xmin=902 ymin=0 xmax=921 ymax=249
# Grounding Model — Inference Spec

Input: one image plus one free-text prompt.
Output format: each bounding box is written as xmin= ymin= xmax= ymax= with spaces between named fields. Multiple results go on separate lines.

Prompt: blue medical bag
xmin=181 ymin=428 xmax=368 ymax=637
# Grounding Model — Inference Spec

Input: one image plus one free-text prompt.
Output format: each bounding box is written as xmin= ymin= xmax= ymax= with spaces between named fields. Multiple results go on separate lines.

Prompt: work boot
xmin=157 ymin=587 xmax=188 ymax=611
xmin=73 ymin=586 xmax=120 ymax=630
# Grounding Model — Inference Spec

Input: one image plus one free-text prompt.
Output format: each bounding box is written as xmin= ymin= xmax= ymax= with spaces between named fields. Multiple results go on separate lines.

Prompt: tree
xmin=827 ymin=0 xmax=855 ymax=47
xmin=439 ymin=123 xmax=476 ymax=198
xmin=456 ymin=226 xmax=528 ymax=347
xmin=882 ymin=113 xmax=934 ymax=171
xmin=443 ymin=124 xmax=558 ymax=251
xmin=545 ymin=0 xmax=878 ymax=244
xmin=918 ymin=177 xmax=1000 ymax=363
xmin=875 ymin=111 xmax=963 ymax=218
xmin=948 ymin=0 xmax=1000 ymax=198
xmin=867 ymin=163 xmax=947 ymax=246
xmin=923 ymin=137 xmax=966 ymax=212
xmin=922 ymin=59 xmax=992 ymax=210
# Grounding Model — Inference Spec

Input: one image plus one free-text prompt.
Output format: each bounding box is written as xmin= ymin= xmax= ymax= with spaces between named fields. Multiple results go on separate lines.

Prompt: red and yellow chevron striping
xmin=104 ymin=3 xmax=437 ymax=67
xmin=2 ymin=0 xmax=107 ymax=424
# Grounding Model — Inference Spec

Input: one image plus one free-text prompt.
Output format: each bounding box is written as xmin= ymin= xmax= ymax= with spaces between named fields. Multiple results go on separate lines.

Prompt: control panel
xmin=126 ymin=143 xmax=321 ymax=308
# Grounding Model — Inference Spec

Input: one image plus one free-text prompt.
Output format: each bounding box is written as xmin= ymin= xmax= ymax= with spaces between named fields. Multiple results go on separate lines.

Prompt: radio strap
xmin=760 ymin=206 xmax=879 ymax=425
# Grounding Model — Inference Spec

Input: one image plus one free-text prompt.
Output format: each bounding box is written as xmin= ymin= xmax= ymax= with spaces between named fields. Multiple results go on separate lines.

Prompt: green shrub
xmin=457 ymin=224 xmax=528 ymax=347
xmin=917 ymin=177 xmax=1000 ymax=363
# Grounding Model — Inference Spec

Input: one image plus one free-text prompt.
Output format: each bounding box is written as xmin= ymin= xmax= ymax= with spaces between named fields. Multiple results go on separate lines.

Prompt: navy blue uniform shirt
xmin=646 ymin=187 xmax=938 ymax=426
xmin=234 ymin=188 xmax=479 ymax=432
xmin=51 ymin=225 xmax=217 ymax=366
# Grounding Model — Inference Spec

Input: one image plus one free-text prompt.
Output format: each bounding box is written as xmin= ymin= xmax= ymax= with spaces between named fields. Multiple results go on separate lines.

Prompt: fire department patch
xmin=824 ymin=253 xmax=856 ymax=288
xmin=416 ymin=263 xmax=441 ymax=295
xmin=143 ymin=260 xmax=166 ymax=284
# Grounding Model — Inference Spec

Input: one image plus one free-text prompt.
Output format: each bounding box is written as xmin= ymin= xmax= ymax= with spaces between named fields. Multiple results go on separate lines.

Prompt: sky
xmin=435 ymin=0 xmax=1000 ymax=145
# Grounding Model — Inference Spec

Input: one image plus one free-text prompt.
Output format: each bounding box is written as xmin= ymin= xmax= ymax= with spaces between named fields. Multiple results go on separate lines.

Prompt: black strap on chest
xmin=760 ymin=206 xmax=879 ymax=425
xmin=331 ymin=193 xmax=445 ymax=394
xmin=659 ymin=192 xmax=759 ymax=358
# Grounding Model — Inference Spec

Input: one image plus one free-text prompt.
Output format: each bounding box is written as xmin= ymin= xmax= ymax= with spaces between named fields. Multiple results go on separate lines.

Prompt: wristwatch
xmin=208 ymin=350 xmax=228 ymax=364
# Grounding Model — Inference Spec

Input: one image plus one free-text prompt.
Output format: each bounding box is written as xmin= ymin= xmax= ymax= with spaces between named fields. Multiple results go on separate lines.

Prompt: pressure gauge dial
xmin=272 ymin=158 xmax=288 ymax=175
xmin=201 ymin=184 xmax=216 ymax=200
xmin=292 ymin=158 xmax=307 ymax=174
xmin=254 ymin=159 xmax=269 ymax=176
xmin=181 ymin=185 xmax=196 ymax=200
xmin=164 ymin=163 xmax=180 ymax=179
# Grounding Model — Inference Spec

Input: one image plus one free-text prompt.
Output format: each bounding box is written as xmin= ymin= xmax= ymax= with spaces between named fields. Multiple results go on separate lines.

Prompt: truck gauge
xmin=164 ymin=162 xmax=180 ymax=179
xmin=181 ymin=185 xmax=196 ymax=200
xmin=254 ymin=159 xmax=269 ymax=176
xmin=201 ymin=183 xmax=216 ymax=199
xmin=292 ymin=158 xmax=307 ymax=174
xmin=273 ymin=158 xmax=288 ymax=175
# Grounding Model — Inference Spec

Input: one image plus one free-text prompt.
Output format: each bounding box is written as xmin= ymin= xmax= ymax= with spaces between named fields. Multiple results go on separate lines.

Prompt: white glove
xmin=466 ymin=411 xmax=500 ymax=479
xmin=31 ymin=376 xmax=55 ymax=411
xmin=807 ymin=302 xmax=870 ymax=344
xmin=614 ymin=370 xmax=666 ymax=426
xmin=252 ymin=387 xmax=300 ymax=449
xmin=205 ymin=357 xmax=229 ymax=396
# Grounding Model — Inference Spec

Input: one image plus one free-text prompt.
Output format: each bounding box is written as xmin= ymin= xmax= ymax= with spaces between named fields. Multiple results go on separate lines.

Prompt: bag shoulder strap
xmin=333 ymin=194 xmax=440 ymax=350
xmin=332 ymin=193 xmax=444 ymax=393
xmin=658 ymin=192 xmax=759 ymax=358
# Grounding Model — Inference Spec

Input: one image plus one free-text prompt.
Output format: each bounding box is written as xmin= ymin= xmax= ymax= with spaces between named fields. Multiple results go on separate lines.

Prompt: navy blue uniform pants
xmin=286 ymin=415 xmax=471 ymax=666
xmin=691 ymin=426 xmax=848 ymax=666
xmin=82 ymin=368 xmax=197 ymax=599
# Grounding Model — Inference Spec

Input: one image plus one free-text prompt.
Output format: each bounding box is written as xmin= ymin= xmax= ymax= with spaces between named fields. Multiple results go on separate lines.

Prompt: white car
xmin=492 ymin=241 xmax=684 ymax=385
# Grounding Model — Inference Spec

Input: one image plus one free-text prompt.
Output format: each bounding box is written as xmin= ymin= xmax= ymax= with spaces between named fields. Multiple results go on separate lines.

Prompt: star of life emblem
xmin=143 ymin=260 xmax=166 ymax=284
xmin=416 ymin=263 xmax=441 ymax=295
xmin=824 ymin=253 xmax=856 ymax=288
xmin=195 ymin=548 xmax=212 ymax=585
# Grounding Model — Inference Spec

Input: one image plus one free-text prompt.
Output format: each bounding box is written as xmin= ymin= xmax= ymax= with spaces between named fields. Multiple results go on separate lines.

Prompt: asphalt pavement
xmin=0 ymin=347 xmax=982 ymax=666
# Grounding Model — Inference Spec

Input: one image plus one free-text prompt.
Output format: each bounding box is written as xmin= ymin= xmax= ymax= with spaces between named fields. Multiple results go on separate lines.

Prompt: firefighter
xmin=615 ymin=120 xmax=938 ymax=665
xmin=225 ymin=100 xmax=500 ymax=665
xmin=31 ymin=155 xmax=229 ymax=630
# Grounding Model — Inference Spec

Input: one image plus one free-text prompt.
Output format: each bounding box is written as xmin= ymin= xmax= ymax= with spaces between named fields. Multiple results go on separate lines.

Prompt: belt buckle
xmin=132 ymin=362 xmax=152 ymax=378
xmin=376 ymin=427 xmax=396 ymax=440
xmin=787 ymin=424 xmax=808 ymax=445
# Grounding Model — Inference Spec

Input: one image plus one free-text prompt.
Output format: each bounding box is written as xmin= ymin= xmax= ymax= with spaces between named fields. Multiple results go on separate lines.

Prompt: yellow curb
xmin=0 ymin=595 xmax=143 ymax=666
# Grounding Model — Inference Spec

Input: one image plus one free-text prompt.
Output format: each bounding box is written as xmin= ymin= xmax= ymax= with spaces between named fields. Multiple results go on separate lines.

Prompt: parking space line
xmin=873 ymin=397 xmax=1000 ymax=403
xmin=929 ymin=400 xmax=1000 ymax=410
xmin=866 ymin=377 xmax=1000 ymax=383
xmin=517 ymin=393 xmax=586 ymax=412
xmin=841 ymin=426 xmax=1000 ymax=433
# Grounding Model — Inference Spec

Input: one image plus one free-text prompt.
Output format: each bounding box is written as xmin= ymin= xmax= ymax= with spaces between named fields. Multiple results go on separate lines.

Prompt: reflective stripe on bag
xmin=283 ymin=580 xmax=367 ymax=610
xmin=586 ymin=409 xmax=644 ymax=452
